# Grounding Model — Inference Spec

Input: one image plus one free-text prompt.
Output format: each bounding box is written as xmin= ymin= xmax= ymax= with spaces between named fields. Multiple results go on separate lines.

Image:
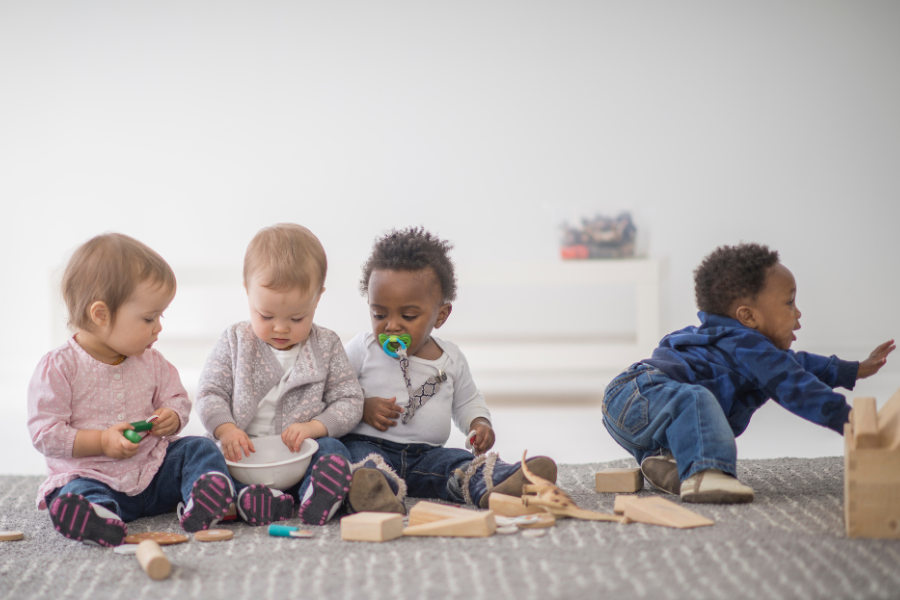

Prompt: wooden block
xmin=0 ymin=531 xmax=24 ymax=541
xmin=340 ymin=512 xmax=403 ymax=542
xmin=853 ymin=397 xmax=879 ymax=449
xmin=845 ymin=431 xmax=900 ymax=538
xmin=845 ymin=387 xmax=900 ymax=538
xmin=403 ymin=511 xmax=497 ymax=538
xmin=613 ymin=494 xmax=641 ymax=515
xmin=488 ymin=493 xmax=546 ymax=517
xmin=622 ymin=496 xmax=714 ymax=529
xmin=595 ymin=468 xmax=644 ymax=493
xmin=136 ymin=540 xmax=171 ymax=581
xmin=877 ymin=387 xmax=900 ymax=449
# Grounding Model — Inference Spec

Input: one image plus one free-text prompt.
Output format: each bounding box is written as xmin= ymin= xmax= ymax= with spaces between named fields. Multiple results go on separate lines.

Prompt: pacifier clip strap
xmin=396 ymin=347 xmax=446 ymax=424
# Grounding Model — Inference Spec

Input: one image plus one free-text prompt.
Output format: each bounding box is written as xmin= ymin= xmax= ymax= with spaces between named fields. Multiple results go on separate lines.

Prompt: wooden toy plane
xmin=519 ymin=451 xmax=627 ymax=523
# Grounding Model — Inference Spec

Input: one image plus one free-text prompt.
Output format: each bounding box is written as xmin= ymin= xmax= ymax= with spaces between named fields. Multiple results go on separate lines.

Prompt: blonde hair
xmin=62 ymin=233 xmax=176 ymax=332
xmin=243 ymin=223 xmax=327 ymax=293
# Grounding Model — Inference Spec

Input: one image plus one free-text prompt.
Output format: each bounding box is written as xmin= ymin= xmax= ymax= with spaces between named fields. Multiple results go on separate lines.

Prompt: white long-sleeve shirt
xmin=344 ymin=333 xmax=491 ymax=446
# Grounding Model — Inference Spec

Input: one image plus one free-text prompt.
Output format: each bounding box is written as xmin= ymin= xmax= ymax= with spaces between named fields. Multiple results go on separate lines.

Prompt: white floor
xmin=4 ymin=371 xmax=898 ymax=476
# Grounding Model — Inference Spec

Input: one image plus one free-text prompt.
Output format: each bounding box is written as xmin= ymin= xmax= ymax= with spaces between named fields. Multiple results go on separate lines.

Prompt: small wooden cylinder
xmin=136 ymin=540 xmax=171 ymax=580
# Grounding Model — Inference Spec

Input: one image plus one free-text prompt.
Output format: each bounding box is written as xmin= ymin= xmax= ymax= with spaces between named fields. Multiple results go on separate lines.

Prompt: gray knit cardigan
xmin=195 ymin=321 xmax=364 ymax=439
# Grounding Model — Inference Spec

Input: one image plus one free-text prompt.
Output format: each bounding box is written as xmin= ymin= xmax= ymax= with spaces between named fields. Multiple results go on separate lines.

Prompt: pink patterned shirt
xmin=27 ymin=337 xmax=192 ymax=509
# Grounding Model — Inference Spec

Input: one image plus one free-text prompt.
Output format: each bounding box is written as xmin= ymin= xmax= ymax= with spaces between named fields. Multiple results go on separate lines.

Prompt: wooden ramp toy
xmin=845 ymin=391 xmax=900 ymax=539
xmin=402 ymin=501 xmax=496 ymax=538
xmin=613 ymin=495 xmax=714 ymax=529
xmin=595 ymin=467 xmax=644 ymax=493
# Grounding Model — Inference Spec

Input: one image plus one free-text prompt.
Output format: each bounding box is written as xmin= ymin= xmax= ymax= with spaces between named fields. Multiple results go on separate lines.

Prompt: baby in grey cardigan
xmin=195 ymin=223 xmax=363 ymax=527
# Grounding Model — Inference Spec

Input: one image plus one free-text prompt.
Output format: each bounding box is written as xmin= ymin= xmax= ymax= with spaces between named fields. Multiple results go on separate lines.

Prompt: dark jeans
xmin=45 ymin=436 xmax=229 ymax=523
xmin=230 ymin=436 xmax=351 ymax=502
xmin=342 ymin=433 xmax=474 ymax=503
xmin=602 ymin=363 xmax=737 ymax=481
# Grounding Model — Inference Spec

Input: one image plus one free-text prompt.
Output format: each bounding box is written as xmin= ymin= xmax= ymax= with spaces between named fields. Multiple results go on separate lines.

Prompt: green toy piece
xmin=131 ymin=420 xmax=155 ymax=433
xmin=123 ymin=418 xmax=156 ymax=444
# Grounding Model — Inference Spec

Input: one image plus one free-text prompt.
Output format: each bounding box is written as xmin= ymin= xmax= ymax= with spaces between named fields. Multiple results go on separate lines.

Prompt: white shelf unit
xmin=449 ymin=259 xmax=660 ymax=396
xmin=49 ymin=259 xmax=660 ymax=398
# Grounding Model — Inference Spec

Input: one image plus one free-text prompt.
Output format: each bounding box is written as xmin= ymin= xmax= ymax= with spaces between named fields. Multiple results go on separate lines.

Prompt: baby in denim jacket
xmin=603 ymin=243 xmax=894 ymax=503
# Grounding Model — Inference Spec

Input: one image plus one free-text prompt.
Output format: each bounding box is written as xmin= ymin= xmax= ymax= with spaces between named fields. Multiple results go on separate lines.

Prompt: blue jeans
xmin=602 ymin=363 xmax=737 ymax=481
xmin=45 ymin=436 xmax=229 ymax=523
xmin=231 ymin=436 xmax=351 ymax=503
xmin=342 ymin=434 xmax=474 ymax=503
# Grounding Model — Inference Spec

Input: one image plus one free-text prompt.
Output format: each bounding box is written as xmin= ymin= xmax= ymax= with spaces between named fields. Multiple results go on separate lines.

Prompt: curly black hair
xmin=693 ymin=243 xmax=780 ymax=316
xmin=360 ymin=227 xmax=458 ymax=302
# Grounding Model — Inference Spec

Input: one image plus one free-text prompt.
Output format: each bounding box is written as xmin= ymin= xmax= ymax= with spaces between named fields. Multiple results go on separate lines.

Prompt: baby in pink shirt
xmin=27 ymin=233 xmax=234 ymax=547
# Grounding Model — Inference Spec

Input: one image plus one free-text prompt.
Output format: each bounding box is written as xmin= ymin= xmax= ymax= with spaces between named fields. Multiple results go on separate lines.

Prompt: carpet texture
xmin=2 ymin=457 xmax=899 ymax=600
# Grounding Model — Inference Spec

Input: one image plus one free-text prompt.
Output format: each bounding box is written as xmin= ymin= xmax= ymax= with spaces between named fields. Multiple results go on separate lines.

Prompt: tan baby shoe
xmin=680 ymin=469 xmax=754 ymax=504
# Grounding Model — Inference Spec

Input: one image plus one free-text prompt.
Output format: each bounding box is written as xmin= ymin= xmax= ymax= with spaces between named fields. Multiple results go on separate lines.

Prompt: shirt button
xmin=114 ymin=374 xmax=121 ymax=380
xmin=117 ymin=393 xmax=124 ymax=399
xmin=117 ymin=414 xmax=125 ymax=421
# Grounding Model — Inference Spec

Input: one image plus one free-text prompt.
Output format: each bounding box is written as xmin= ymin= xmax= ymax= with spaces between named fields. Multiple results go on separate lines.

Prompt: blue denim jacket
xmin=643 ymin=312 xmax=858 ymax=434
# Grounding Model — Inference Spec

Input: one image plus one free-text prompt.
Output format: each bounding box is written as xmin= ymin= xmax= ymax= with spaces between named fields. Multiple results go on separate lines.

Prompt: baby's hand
xmin=469 ymin=418 xmax=495 ymax=455
xmin=363 ymin=396 xmax=404 ymax=431
xmin=858 ymin=339 xmax=896 ymax=379
xmin=217 ymin=424 xmax=255 ymax=462
xmin=148 ymin=407 xmax=180 ymax=437
xmin=281 ymin=422 xmax=324 ymax=453
xmin=100 ymin=422 xmax=141 ymax=460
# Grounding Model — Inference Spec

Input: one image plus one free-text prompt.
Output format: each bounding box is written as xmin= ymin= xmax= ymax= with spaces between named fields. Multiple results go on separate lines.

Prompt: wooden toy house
xmin=844 ymin=390 xmax=900 ymax=538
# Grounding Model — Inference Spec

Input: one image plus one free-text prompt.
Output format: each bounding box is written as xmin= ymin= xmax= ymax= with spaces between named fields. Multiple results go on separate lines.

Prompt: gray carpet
xmin=2 ymin=457 xmax=899 ymax=600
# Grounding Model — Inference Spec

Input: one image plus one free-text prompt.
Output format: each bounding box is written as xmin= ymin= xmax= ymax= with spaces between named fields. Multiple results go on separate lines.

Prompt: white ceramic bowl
xmin=225 ymin=436 xmax=318 ymax=490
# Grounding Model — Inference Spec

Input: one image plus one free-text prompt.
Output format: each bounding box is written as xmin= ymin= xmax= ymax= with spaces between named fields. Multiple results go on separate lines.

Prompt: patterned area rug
xmin=2 ymin=457 xmax=899 ymax=600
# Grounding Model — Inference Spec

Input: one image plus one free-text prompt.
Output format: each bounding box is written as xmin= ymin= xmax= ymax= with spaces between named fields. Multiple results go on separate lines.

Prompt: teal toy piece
xmin=378 ymin=334 xmax=411 ymax=358
xmin=123 ymin=418 xmax=155 ymax=444
xmin=268 ymin=524 xmax=313 ymax=538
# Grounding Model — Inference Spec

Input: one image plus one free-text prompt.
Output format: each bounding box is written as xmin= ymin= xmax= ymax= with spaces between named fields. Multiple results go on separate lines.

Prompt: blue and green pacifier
xmin=379 ymin=334 xmax=412 ymax=358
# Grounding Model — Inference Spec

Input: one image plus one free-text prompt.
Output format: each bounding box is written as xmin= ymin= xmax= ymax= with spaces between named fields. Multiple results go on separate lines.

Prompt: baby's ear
xmin=733 ymin=304 xmax=758 ymax=329
xmin=434 ymin=303 xmax=453 ymax=329
xmin=89 ymin=301 xmax=111 ymax=328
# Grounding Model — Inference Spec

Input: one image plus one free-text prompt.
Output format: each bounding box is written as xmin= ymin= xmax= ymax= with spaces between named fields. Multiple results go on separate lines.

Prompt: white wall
xmin=1 ymin=2 xmax=899 ymax=471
